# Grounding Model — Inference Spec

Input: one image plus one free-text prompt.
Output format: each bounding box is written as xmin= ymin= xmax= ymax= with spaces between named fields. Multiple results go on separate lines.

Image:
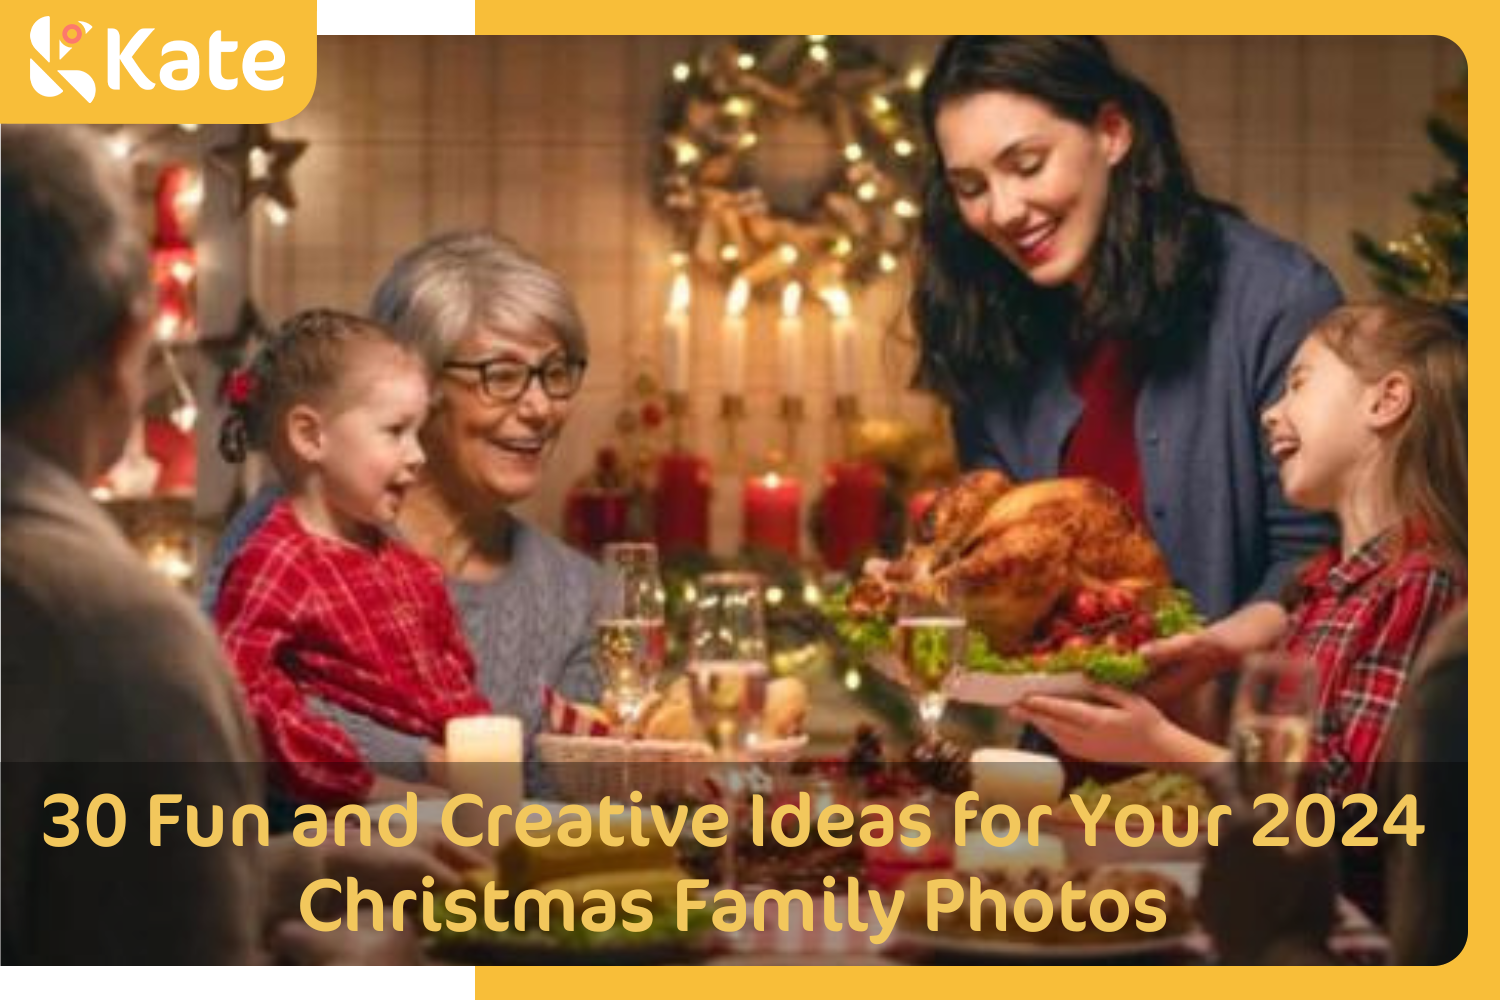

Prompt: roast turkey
xmin=850 ymin=471 xmax=1170 ymax=653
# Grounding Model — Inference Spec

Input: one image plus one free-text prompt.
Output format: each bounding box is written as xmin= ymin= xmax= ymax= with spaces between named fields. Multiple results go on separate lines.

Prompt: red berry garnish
xmin=1102 ymin=587 xmax=1136 ymax=616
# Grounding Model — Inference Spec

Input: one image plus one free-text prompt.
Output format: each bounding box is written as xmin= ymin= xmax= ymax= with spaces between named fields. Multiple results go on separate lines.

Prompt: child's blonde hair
xmin=1313 ymin=299 xmax=1466 ymax=558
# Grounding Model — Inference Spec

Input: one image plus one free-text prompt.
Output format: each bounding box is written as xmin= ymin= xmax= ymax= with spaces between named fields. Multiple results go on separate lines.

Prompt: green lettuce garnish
xmin=827 ymin=583 xmax=1203 ymax=690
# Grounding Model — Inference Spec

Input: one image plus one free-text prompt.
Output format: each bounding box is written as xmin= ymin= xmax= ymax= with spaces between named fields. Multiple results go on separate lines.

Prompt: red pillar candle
xmin=564 ymin=487 xmax=632 ymax=557
xmin=654 ymin=451 xmax=711 ymax=555
xmin=743 ymin=471 xmax=802 ymax=560
xmin=818 ymin=460 xmax=886 ymax=572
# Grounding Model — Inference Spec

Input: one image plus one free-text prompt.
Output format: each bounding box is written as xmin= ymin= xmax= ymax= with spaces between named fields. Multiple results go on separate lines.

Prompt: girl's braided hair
xmin=218 ymin=308 xmax=415 ymax=464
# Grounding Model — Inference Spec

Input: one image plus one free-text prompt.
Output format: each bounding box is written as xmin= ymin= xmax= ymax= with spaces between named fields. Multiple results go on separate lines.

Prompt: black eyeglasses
xmin=442 ymin=353 xmax=587 ymax=403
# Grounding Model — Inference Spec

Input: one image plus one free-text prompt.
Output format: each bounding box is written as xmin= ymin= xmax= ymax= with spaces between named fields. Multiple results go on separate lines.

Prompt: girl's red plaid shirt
xmin=214 ymin=500 xmax=491 ymax=803
xmin=1286 ymin=522 xmax=1466 ymax=803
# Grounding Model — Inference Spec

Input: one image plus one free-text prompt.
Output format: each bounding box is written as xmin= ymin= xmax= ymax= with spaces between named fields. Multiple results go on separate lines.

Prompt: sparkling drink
xmin=687 ymin=659 xmax=769 ymax=751
xmin=895 ymin=616 xmax=967 ymax=696
xmin=1232 ymin=715 xmax=1312 ymax=799
xmin=594 ymin=617 xmax=666 ymax=720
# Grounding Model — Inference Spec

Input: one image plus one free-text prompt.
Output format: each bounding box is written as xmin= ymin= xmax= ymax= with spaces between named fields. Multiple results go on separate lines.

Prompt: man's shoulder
xmin=3 ymin=511 xmax=250 ymax=761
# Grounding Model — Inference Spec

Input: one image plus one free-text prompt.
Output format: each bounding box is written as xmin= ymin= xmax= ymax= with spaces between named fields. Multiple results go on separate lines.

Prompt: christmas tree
xmin=1353 ymin=81 xmax=1467 ymax=304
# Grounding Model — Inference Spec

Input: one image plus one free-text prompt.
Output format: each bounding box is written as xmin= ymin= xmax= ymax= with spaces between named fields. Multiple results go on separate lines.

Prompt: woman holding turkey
xmin=910 ymin=36 xmax=1341 ymax=717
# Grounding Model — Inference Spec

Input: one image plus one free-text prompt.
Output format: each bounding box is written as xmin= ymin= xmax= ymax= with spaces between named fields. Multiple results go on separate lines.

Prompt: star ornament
xmin=208 ymin=124 xmax=308 ymax=218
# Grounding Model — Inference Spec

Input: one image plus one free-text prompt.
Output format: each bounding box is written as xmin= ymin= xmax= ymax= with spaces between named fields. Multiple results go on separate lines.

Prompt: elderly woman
xmin=205 ymin=232 xmax=599 ymax=789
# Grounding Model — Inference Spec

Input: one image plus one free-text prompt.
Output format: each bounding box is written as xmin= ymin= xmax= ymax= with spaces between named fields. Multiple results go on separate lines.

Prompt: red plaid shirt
xmin=214 ymin=501 xmax=491 ymax=803
xmin=1285 ymin=525 xmax=1465 ymax=802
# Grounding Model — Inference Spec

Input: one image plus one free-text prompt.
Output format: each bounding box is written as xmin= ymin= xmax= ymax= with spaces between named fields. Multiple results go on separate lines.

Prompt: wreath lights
xmin=658 ymin=35 xmax=927 ymax=296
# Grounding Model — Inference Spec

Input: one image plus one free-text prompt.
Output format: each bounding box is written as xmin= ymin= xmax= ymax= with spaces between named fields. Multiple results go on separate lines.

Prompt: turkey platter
xmin=837 ymin=471 xmax=1201 ymax=697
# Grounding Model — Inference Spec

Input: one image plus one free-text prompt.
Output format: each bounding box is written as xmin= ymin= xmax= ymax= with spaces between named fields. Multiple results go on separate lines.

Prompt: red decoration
xmin=818 ymin=460 xmax=885 ymax=572
xmin=654 ymin=451 xmax=711 ymax=555
xmin=743 ymin=471 xmax=802 ymax=560
xmin=153 ymin=163 xmax=199 ymax=249
xmin=564 ymin=487 xmax=633 ymax=557
xmin=907 ymin=487 xmax=939 ymax=541
xmin=225 ymin=369 xmax=257 ymax=406
xmin=144 ymin=418 xmax=196 ymax=496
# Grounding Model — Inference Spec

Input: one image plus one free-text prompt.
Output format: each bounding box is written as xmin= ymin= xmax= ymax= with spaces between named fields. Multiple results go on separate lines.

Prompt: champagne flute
xmin=593 ymin=542 xmax=667 ymax=728
xmin=594 ymin=543 xmax=666 ymax=802
xmin=687 ymin=571 xmax=770 ymax=888
xmin=1230 ymin=652 xmax=1317 ymax=802
xmin=895 ymin=580 xmax=967 ymax=739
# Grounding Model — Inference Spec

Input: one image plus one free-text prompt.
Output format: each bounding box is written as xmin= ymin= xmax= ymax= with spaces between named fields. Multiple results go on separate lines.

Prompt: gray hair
xmin=2 ymin=124 xmax=149 ymax=414
xmin=369 ymin=231 xmax=587 ymax=371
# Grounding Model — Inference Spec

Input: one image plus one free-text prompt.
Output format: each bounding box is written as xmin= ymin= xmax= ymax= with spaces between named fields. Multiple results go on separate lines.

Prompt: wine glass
xmin=895 ymin=580 xmax=967 ymax=739
xmin=593 ymin=542 xmax=667 ymax=728
xmin=687 ymin=571 xmax=770 ymax=888
xmin=1230 ymin=652 xmax=1317 ymax=801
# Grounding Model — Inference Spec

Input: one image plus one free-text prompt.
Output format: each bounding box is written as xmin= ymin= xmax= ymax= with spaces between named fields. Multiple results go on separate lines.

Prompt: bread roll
xmin=760 ymin=676 xmax=808 ymax=738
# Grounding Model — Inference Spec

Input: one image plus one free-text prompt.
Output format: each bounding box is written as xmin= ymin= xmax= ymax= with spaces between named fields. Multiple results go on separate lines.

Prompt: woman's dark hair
xmin=912 ymin=36 xmax=1225 ymax=401
xmin=218 ymin=308 xmax=417 ymax=464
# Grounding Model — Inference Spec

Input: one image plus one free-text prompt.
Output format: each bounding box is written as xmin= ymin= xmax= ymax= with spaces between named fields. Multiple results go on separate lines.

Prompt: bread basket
xmin=534 ymin=734 xmax=807 ymax=802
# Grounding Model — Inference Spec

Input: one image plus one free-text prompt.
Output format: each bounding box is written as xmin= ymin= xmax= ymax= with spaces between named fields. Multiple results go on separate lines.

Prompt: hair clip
xmin=224 ymin=368 xmax=258 ymax=407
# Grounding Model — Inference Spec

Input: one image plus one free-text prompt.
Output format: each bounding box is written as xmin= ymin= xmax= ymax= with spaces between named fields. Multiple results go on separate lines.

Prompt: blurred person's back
xmin=1 ymin=123 xmax=271 ymax=963
xmin=1382 ymin=607 xmax=1467 ymax=964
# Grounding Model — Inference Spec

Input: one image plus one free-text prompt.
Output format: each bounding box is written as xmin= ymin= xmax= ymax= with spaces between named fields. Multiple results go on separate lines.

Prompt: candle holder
xmin=721 ymin=393 xmax=746 ymax=457
xmin=667 ymin=391 xmax=690 ymax=452
xmin=833 ymin=394 xmax=861 ymax=460
xmin=778 ymin=396 xmax=805 ymax=463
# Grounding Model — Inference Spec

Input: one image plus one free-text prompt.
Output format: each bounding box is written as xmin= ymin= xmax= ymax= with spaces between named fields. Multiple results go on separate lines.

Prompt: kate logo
xmin=29 ymin=16 xmax=96 ymax=102
xmin=4 ymin=4 xmax=315 ymax=124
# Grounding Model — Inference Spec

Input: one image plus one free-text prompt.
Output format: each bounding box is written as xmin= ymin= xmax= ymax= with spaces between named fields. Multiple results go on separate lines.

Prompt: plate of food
xmin=829 ymin=471 xmax=1202 ymax=707
xmin=894 ymin=863 xmax=1199 ymax=960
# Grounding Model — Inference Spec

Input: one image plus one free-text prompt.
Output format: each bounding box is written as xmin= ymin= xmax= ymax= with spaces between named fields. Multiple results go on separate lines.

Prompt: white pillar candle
xmin=720 ymin=277 xmax=750 ymax=397
xmin=662 ymin=271 xmax=692 ymax=395
xmin=776 ymin=281 xmax=804 ymax=397
xmin=970 ymin=748 xmax=1066 ymax=817
xmin=823 ymin=287 xmax=858 ymax=398
xmin=445 ymin=716 xmax=524 ymax=843
xmin=956 ymin=831 xmax=1066 ymax=873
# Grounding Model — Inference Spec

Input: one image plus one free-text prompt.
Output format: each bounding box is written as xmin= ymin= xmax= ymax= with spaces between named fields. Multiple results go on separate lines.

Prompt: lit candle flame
xmin=822 ymin=286 xmax=852 ymax=320
xmin=781 ymin=281 xmax=802 ymax=319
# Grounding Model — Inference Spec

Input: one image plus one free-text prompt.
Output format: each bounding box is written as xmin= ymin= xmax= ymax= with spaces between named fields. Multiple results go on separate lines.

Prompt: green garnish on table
xmin=826 ymin=587 xmax=1202 ymax=689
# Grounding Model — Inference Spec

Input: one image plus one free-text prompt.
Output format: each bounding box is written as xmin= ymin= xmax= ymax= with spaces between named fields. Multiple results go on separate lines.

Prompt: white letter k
xmin=108 ymin=28 xmax=154 ymax=90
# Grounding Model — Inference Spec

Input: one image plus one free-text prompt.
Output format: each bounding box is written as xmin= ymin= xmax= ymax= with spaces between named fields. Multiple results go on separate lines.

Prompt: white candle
xmin=445 ymin=716 xmax=524 ymax=842
xmin=823 ymin=287 xmax=858 ymax=398
xmin=721 ymin=277 xmax=750 ymax=397
xmin=776 ymin=282 xmax=804 ymax=397
xmin=663 ymin=271 xmax=692 ymax=395
xmin=956 ymin=832 xmax=1066 ymax=873
xmin=970 ymin=748 xmax=1065 ymax=817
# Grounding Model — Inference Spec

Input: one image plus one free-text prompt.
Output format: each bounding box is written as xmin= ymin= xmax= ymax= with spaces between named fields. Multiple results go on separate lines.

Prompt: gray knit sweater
xmin=203 ymin=487 xmax=601 ymax=785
